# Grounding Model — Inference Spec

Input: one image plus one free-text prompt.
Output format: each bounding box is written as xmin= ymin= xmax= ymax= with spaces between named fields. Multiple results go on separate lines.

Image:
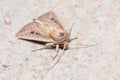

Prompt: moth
xmin=16 ymin=11 xmax=97 ymax=70
xmin=16 ymin=11 xmax=74 ymax=50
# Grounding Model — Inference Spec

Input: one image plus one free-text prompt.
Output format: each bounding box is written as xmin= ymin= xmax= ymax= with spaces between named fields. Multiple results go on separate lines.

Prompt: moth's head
xmin=57 ymin=32 xmax=69 ymax=41
xmin=50 ymin=30 xmax=69 ymax=43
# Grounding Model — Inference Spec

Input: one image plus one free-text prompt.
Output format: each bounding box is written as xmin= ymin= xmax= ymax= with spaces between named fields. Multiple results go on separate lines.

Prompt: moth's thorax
xmin=49 ymin=29 xmax=69 ymax=43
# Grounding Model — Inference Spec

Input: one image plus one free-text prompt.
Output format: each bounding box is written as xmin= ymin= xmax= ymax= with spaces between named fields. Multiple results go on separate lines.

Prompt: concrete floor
xmin=0 ymin=0 xmax=120 ymax=80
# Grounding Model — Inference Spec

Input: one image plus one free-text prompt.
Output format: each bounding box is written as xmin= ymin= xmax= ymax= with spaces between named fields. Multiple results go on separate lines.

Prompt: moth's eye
xmin=59 ymin=32 xmax=65 ymax=37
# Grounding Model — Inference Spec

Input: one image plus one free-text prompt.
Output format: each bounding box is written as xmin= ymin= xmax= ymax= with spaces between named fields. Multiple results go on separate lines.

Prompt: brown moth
xmin=16 ymin=11 xmax=72 ymax=50
xmin=16 ymin=11 xmax=97 ymax=70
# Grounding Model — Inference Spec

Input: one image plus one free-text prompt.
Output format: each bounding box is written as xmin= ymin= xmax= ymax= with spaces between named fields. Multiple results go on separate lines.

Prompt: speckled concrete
xmin=0 ymin=0 xmax=120 ymax=80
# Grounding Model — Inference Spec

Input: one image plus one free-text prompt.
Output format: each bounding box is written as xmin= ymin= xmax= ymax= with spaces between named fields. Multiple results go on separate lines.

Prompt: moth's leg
xmin=52 ymin=45 xmax=59 ymax=60
xmin=69 ymin=37 xmax=78 ymax=42
xmin=31 ymin=43 xmax=54 ymax=52
xmin=48 ymin=44 xmax=65 ymax=70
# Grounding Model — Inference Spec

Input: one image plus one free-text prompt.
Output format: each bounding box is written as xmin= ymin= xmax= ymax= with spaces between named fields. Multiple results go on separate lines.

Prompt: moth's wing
xmin=16 ymin=21 xmax=53 ymax=42
xmin=38 ymin=11 xmax=64 ymax=29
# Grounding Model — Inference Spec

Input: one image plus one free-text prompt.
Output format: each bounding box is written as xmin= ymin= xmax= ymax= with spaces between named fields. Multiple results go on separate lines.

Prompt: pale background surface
xmin=0 ymin=0 xmax=120 ymax=80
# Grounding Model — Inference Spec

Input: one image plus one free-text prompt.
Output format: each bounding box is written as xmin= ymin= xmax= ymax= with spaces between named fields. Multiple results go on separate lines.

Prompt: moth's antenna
xmin=69 ymin=22 xmax=75 ymax=36
xmin=31 ymin=43 xmax=54 ymax=52
xmin=69 ymin=41 xmax=102 ymax=49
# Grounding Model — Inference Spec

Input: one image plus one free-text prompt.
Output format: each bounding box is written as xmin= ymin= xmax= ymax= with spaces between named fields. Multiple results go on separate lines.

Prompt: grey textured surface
xmin=0 ymin=0 xmax=120 ymax=80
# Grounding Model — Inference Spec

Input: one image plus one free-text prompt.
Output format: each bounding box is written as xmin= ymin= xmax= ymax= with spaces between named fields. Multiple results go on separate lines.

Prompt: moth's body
xmin=16 ymin=11 xmax=70 ymax=50
xmin=34 ymin=19 xmax=69 ymax=49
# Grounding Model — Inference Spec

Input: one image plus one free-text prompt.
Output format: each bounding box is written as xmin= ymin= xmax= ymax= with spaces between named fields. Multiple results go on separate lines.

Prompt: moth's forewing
xmin=38 ymin=11 xmax=64 ymax=30
xmin=38 ymin=11 xmax=69 ymax=42
xmin=16 ymin=21 xmax=53 ymax=42
xmin=16 ymin=11 xmax=69 ymax=44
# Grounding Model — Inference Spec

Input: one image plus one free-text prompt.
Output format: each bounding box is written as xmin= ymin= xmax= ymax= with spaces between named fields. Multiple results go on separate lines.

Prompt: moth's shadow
xmin=20 ymin=39 xmax=46 ymax=45
xmin=20 ymin=39 xmax=66 ymax=50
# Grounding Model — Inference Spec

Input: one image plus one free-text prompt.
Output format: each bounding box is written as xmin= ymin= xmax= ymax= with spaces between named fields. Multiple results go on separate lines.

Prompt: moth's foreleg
xmin=52 ymin=45 xmax=59 ymax=60
xmin=48 ymin=44 xmax=66 ymax=70
xmin=69 ymin=37 xmax=78 ymax=42
xmin=31 ymin=43 xmax=54 ymax=52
